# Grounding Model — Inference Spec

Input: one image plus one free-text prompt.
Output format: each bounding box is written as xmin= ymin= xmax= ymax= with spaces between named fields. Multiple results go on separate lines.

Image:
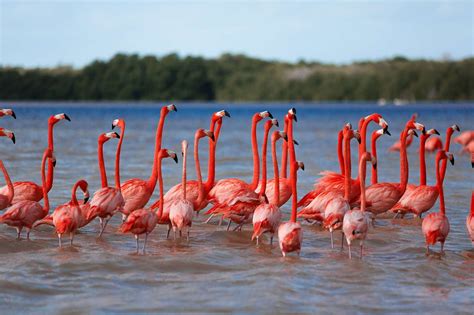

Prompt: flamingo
xmin=37 ymin=180 xmax=90 ymax=247
xmin=388 ymin=132 xmax=414 ymax=152
xmin=0 ymin=128 xmax=15 ymax=210
xmin=169 ymin=140 xmax=194 ymax=241
xmin=86 ymin=123 xmax=125 ymax=237
xmin=206 ymin=111 xmax=273 ymax=222
xmin=424 ymin=136 xmax=443 ymax=153
xmin=297 ymin=124 xmax=359 ymax=224
xmin=278 ymin=110 xmax=303 ymax=257
xmin=120 ymin=149 xmax=178 ymax=253
xmin=421 ymin=150 xmax=454 ymax=254
xmin=156 ymin=129 xmax=214 ymax=237
xmin=258 ymin=112 xmax=296 ymax=207
xmin=466 ymin=191 xmax=474 ymax=245
xmin=370 ymin=128 xmax=391 ymax=185
xmin=154 ymin=110 xmax=229 ymax=213
xmin=0 ymin=149 xmax=55 ymax=239
xmin=34 ymin=179 xmax=92 ymax=231
xmin=0 ymin=113 xmax=70 ymax=203
xmin=342 ymin=152 xmax=375 ymax=259
xmin=120 ymin=104 xmax=177 ymax=220
xmin=0 ymin=108 xmax=16 ymax=119
xmin=351 ymin=117 xmax=424 ymax=219
xmin=206 ymin=118 xmax=278 ymax=230
xmin=454 ymin=130 xmax=474 ymax=147
xmin=297 ymin=113 xmax=389 ymax=208
xmin=252 ymin=130 xmax=287 ymax=245
xmin=391 ymin=125 xmax=459 ymax=218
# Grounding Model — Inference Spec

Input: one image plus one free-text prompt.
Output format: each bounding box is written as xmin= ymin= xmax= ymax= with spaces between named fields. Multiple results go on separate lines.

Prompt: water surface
xmin=0 ymin=102 xmax=472 ymax=313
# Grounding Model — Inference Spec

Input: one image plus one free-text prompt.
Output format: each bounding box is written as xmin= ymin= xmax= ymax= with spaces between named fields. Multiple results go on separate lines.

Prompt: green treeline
xmin=1 ymin=53 xmax=473 ymax=101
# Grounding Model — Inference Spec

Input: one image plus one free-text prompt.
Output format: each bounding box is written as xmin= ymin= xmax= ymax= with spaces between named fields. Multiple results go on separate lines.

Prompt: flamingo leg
xmin=135 ymin=234 xmax=139 ymax=253
xmin=218 ymin=216 xmax=223 ymax=226
xmin=26 ymin=228 xmax=31 ymax=240
xmin=204 ymin=214 xmax=215 ymax=224
xmin=58 ymin=234 xmax=62 ymax=247
xmin=143 ymin=233 xmax=148 ymax=254
xmin=167 ymin=224 xmax=171 ymax=239
xmin=70 ymin=233 xmax=74 ymax=246
xmin=16 ymin=227 xmax=22 ymax=240
xmin=187 ymin=230 xmax=190 ymax=242
xmin=282 ymin=251 xmax=286 ymax=257
xmin=174 ymin=230 xmax=177 ymax=240
xmin=270 ymin=235 xmax=274 ymax=246
xmin=330 ymin=230 xmax=334 ymax=249
xmin=426 ymin=245 xmax=430 ymax=255
xmin=441 ymin=242 xmax=445 ymax=254
xmin=226 ymin=220 xmax=232 ymax=231
xmin=99 ymin=218 xmax=109 ymax=237
xmin=348 ymin=242 xmax=352 ymax=259
xmin=179 ymin=230 xmax=182 ymax=238
xmin=340 ymin=232 xmax=344 ymax=251
xmin=360 ymin=243 xmax=363 ymax=259
xmin=256 ymin=236 xmax=259 ymax=246
xmin=393 ymin=212 xmax=399 ymax=219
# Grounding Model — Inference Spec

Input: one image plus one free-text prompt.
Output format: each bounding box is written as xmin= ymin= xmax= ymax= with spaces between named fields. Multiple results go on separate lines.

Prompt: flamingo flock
xmin=0 ymin=105 xmax=472 ymax=259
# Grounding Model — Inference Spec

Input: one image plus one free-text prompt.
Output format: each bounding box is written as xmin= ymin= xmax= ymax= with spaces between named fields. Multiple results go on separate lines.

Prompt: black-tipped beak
xmin=224 ymin=110 xmax=231 ymax=117
xmin=301 ymin=165 xmax=305 ymax=171
xmin=434 ymin=129 xmax=440 ymax=135
xmin=385 ymin=129 xmax=391 ymax=136
xmin=274 ymin=121 xmax=279 ymax=127
xmin=449 ymin=157 xmax=454 ymax=166
xmin=209 ymin=134 xmax=215 ymax=142
xmin=84 ymin=196 xmax=90 ymax=203
xmin=64 ymin=114 xmax=71 ymax=121
xmin=111 ymin=124 xmax=115 ymax=130
xmin=421 ymin=127 xmax=426 ymax=135
xmin=471 ymin=161 xmax=474 ymax=168
xmin=291 ymin=107 xmax=297 ymax=115
xmin=373 ymin=162 xmax=377 ymax=170
xmin=11 ymin=134 xmax=15 ymax=144
xmin=11 ymin=111 xmax=16 ymax=119
xmin=412 ymin=131 xmax=418 ymax=138
xmin=267 ymin=112 xmax=273 ymax=119
xmin=293 ymin=114 xmax=298 ymax=122
xmin=114 ymin=132 xmax=120 ymax=139
xmin=282 ymin=134 xmax=288 ymax=142
xmin=173 ymin=106 xmax=177 ymax=112
xmin=293 ymin=139 xmax=299 ymax=145
xmin=52 ymin=160 xmax=56 ymax=167
xmin=356 ymin=137 xmax=361 ymax=144
xmin=173 ymin=155 xmax=178 ymax=164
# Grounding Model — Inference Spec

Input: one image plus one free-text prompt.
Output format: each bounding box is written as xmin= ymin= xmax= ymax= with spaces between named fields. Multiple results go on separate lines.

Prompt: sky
xmin=0 ymin=0 xmax=472 ymax=68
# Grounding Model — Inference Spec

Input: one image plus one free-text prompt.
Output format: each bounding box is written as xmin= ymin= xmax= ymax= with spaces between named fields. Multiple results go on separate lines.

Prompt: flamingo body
xmin=256 ymin=178 xmax=291 ymax=207
xmin=422 ymin=213 xmax=449 ymax=246
xmin=89 ymin=187 xmax=124 ymax=220
xmin=169 ymin=199 xmax=193 ymax=236
xmin=0 ymin=200 xmax=45 ymax=231
xmin=356 ymin=183 xmax=403 ymax=215
xmin=425 ymin=137 xmax=443 ymax=152
xmin=454 ymin=131 xmax=474 ymax=146
xmin=120 ymin=209 xmax=157 ymax=235
xmin=278 ymin=222 xmax=302 ymax=256
xmin=0 ymin=181 xmax=42 ymax=204
xmin=119 ymin=180 xmax=151 ymax=215
xmin=342 ymin=210 xmax=369 ymax=245
xmin=252 ymin=203 xmax=281 ymax=240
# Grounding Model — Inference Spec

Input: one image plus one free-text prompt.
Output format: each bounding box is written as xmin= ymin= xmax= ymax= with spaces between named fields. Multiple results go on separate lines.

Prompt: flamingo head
xmin=361 ymin=152 xmax=377 ymax=169
xmin=426 ymin=129 xmax=440 ymax=136
xmin=111 ymin=118 xmax=125 ymax=130
xmin=255 ymin=111 xmax=273 ymax=123
xmin=437 ymin=150 xmax=454 ymax=166
xmin=195 ymin=128 xmax=215 ymax=142
xmin=0 ymin=109 xmax=16 ymax=119
xmin=181 ymin=140 xmax=188 ymax=156
xmin=323 ymin=213 xmax=344 ymax=231
xmin=272 ymin=130 xmax=288 ymax=143
xmin=213 ymin=110 xmax=231 ymax=121
xmin=407 ymin=129 xmax=418 ymax=138
xmin=296 ymin=161 xmax=305 ymax=171
xmin=0 ymin=128 xmax=15 ymax=144
xmin=43 ymin=149 xmax=56 ymax=167
xmin=99 ymin=132 xmax=120 ymax=144
xmin=287 ymin=108 xmax=297 ymax=122
xmin=163 ymin=104 xmax=177 ymax=113
xmin=159 ymin=149 xmax=178 ymax=164
xmin=406 ymin=118 xmax=425 ymax=134
xmin=372 ymin=128 xmax=391 ymax=142
xmin=50 ymin=113 xmax=71 ymax=124
xmin=343 ymin=125 xmax=361 ymax=144
xmin=264 ymin=118 xmax=279 ymax=131
xmin=364 ymin=113 xmax=388 ymax=132
xmin=447 ymin=124 xmax=461 ymax=136
xmin=76 ymin=179 xmax=90 ymax=203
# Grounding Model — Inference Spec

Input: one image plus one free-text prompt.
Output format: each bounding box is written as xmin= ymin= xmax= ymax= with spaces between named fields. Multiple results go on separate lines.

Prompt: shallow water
xmin=0 ymin=102 xmax=472 ymax=313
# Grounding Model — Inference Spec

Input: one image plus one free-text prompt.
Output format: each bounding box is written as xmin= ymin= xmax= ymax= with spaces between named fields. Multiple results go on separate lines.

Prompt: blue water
xmin=0 ymin=101 xmax=472 ymax=313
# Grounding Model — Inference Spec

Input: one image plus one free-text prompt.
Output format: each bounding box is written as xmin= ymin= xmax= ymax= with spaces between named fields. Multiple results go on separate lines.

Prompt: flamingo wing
xmin=120 ymin=179 xmax=152 ymax=214
xmin=0 ymin=181 xmax=42 ymax=204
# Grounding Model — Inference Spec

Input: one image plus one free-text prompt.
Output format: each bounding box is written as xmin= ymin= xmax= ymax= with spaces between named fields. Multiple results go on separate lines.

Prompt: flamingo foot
xmin=143 ymin=233 xmax=148 ymax=254
xmin=98 ymin=219 xmax=109 ymax=237
xmin=16 ymin=227 xmax=22 ymax=240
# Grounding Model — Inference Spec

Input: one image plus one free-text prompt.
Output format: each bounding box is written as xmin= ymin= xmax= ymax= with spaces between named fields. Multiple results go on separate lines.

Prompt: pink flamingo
xmin=120 ymin=149 xmax=178 ymax=253
xmin=156 ymin=110 xmax=229 ymax=213
xmin=0 ymin=149 xmax=55 ymax=239
xmin=169 ymin=140 xmax=194 ymax=241
xmin=454 ymin=130 xmax=474 ymax=147
xmin=206 ymin=118 xmax=278 ymax=230
xmin=297 ymin=113 xmax=388 ymax=208
xmin=342 ymin=152 xmax=375 ymax=259
xmin=87 ymin=123 xmax=125 ymax=236
xmin=0 ymin=113 xmax=70 ymax=203
xmin=120 ymin=104 xmax=177 ymax=220
xmin=370 ymin=128 xmax=391 ymax=185
xmin=0 ymin=128 xmax=15 ymax=210
xmin=206 ymin=111 xmax=272 ymax=223
xmin=391 ymin=125 xmax=459 ymax=218
xmin=0 ymin=108 xmax=16 ymax=119
xmin=156 ymin=129 xmax=214 ymax=237
xmin=258 ymin=111 xmax=296 ymax=207
xmin=252 ymin=130 xmax=287 ymax=245
xmin=424 ymin=136 xmax=443 ymax=153
xmin=352 ymin=117 xmax=424 ymax=219
xmin=297 ymin=124 xmax=359 ymax=224
xmin=421 ymin=150 xmax=454 ymax=254
xmin=466 ymin=191 xmax=474 ymax=245
xmin=34 ymin=179 xmax=91 ymax=231
xmin=388 ymin=133 xmax=414 ymax=152
xmin=278 ymin=110 xmax=303 ymax=257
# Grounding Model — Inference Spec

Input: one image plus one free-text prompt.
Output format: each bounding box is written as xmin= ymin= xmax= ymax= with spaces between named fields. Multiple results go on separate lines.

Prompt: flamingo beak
xmin=224 ymin=110 xmax=231 ymax=117
xmin=384 ymin=129 xmax=391 ymax=136
xmin=64 ymin=114 xmax=71 ymax=121
xmin=11 ymin=111 xmax=16 ymax=119
xmin=433 ymin=129 xmax=440 ymax=135
xmin=293 ymin=139 xmax=299 ymax=145
xmin=412 ymin=131 xmax=418 ymax=138
xmin=10 ymin=133 xmax=15 ymax=144
xmin=452 ymin=124 xmax=460 ymax=132
xmin=448 ymin=154 xmax=454 ymax=166
xmin=271 ymin=119 xmax=279 ymax=127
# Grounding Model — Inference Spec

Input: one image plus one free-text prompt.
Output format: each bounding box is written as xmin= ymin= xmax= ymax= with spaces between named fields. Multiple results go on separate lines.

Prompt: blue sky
xmin=1 ymin=0 xmax=472 ymax=68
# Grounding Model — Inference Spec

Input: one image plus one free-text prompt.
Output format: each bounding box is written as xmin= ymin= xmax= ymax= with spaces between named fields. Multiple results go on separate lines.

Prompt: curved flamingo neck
xmin=280 ymin=117 xmax=289 ymax=179
xmin=271 ymin=135 xmax=280 ymax=206
xmin=0 ymin=160 xmax=13 ymax=205
xmin=156 ymin=156 xmax=165 ymax=218
xmin=115 ymin=125 xmax=125 ymax=189
xmin=182 ymin=144 xmax=187 ymax=200
xmin=419 ymin=134 xmax=429 ymax=186
xmin=440 ymin=128 xmax=454 ymax=182
xmin=258 ymin=124 xmax=271 ymax=197
xmin=359 ymin=117 xmax=374 ymax=162
xmin=98 ymin=139 xmax=108 ymax=188
xmin=435 ymin=156 xmax=445 ymax=216
xmin=148 ymin=108 xmax=169 ymax=191
xmin=338 ymin=130 xmax=345 ymax=175
xmin=470 ymin=191 xmax=474 ymax=216
xmin=205 ymin=119 xmax=222 ymax=193
xmin=399 ymin=128 xmax=409 ymax=192
xmin=41 ymin=153 xmax=49 ymax=214
xmin=45 ymin=121 xmax=55 ymax=192
xmin=71 ymin=181 xmax=80 ymax=206
xmin=343 ymin=133 xmax=351 ymax=201
xmin=359 ymin=156 xmax=368 ymax=212
xmin=195 ymin=135 xmax=204 ymax=206
xmin=288 ymin=117 xmax=297 ymax=222
xmin=250 ymin=115 xmax=260 ymax=190
xmin=370 ymin=132 xmax=381 ymax=185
